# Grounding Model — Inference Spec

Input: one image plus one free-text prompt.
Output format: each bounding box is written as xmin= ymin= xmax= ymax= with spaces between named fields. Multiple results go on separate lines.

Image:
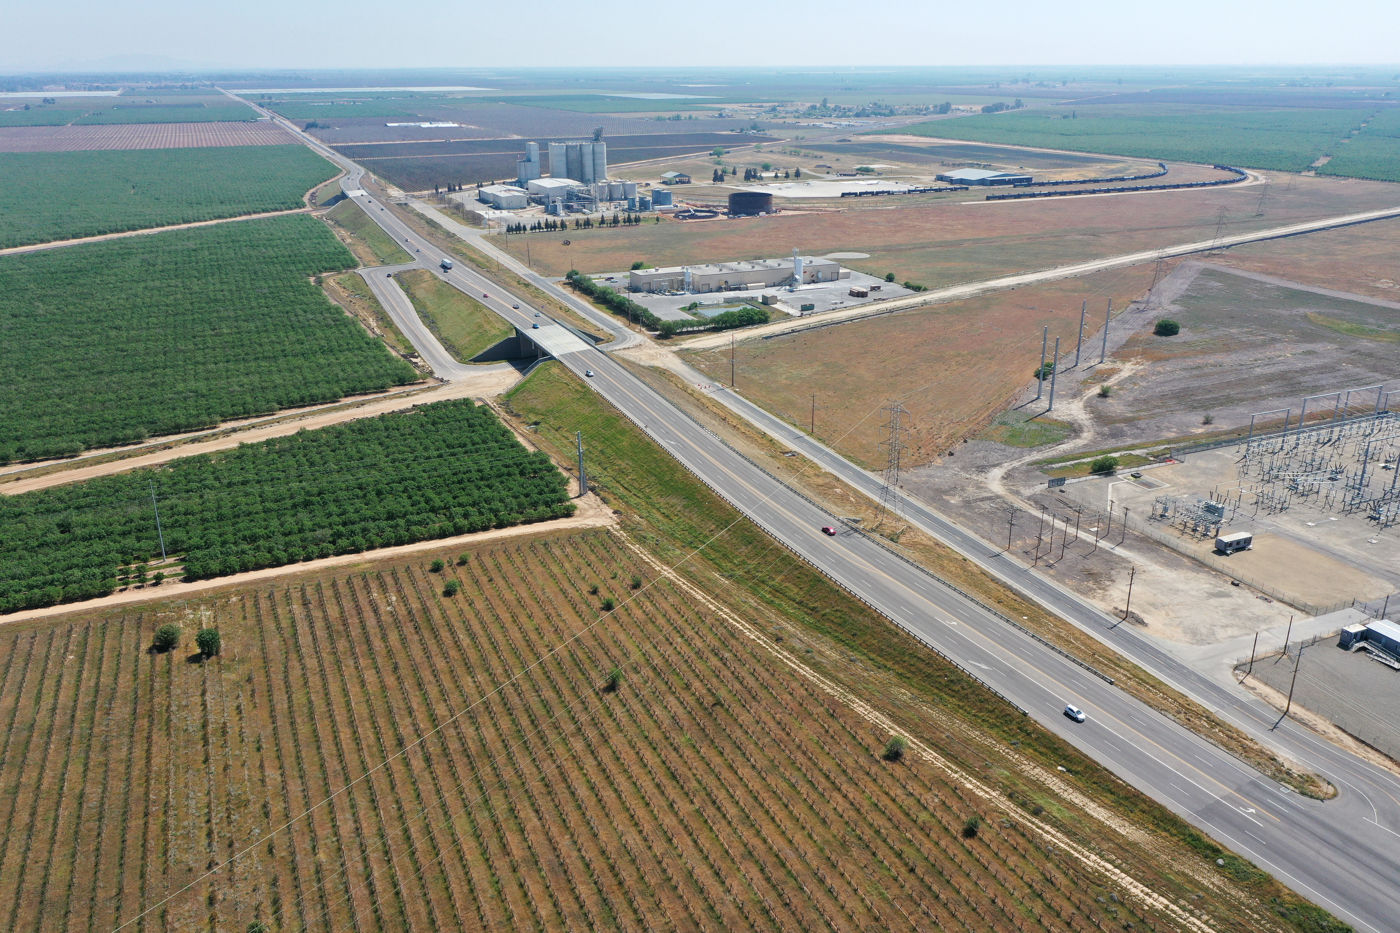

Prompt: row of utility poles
xmin=1035 ymin=299 xmax=1114 ymax=411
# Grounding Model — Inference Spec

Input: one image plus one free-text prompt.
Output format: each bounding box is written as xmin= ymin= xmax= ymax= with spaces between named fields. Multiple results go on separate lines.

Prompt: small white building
xmin=478 ymin=184 xmax=529 ymax=210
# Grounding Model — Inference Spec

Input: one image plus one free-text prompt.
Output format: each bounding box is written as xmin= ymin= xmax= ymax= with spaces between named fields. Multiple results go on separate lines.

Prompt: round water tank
xmin=622 ymin=181 xmax=638 ymax=198
xmin=728 ymin=191 xmax=774 ymax=216
xmin=639 ymin=195 xmax=652 ymax=210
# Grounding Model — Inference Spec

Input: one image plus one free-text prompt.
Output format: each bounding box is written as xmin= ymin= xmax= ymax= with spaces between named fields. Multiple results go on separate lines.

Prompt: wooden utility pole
xmin=1284 ymin=647 xmax=1303 ymax=716
xmin=1004 ymin=506 xmax=1018 ymax=551
xmin=1119 ymin=565 xmax=1136 ymax=625
xmin=730 ymin=333 xmax=735 ymax=387
xmin=811 ymin=393 xmax=816 ymax=435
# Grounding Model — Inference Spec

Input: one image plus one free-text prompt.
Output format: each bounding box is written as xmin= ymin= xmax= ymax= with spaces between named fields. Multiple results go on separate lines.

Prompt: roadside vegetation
xmin=323 ymin=198 xmax=414 ymax=265
xmin=0 ymin=215 xmax=417 ymax=463
xmin=0 ymin=146 xmax=338 ymax=248
xmin=394 ymin=268 xmax=513 ymax=361
xmin=0 ymin=398 xmax=571 ymax=614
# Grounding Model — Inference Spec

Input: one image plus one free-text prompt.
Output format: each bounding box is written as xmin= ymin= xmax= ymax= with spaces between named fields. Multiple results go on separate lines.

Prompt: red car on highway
xmin=821 ymin=526 xmax=837 ymax=536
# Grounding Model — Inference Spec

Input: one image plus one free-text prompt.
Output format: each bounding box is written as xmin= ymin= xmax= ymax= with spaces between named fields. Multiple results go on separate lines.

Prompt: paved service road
xmin=243 ymin=100 xmax=1400 ymax=931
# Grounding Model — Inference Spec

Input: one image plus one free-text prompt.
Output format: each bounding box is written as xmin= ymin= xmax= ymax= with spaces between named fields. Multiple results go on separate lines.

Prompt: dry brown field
xmin=502 ymin=172 xmax=1398 ymax=289
xmin=0 ymin=525 xmax=1259 ymax=933
xmin=683 ymin=265 xmax=1162 ymax=468
xmin=1210 ymin=212 xmax=1400 ymax=302
xmin=0 ymin=121 xmax=296 ymax=152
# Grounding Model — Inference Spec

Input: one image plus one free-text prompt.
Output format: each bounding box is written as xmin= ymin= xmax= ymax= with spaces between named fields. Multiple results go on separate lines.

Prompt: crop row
xmin=0 ymin=145 xmax=338 ymax=248
xmin=0 ymin=398 xmax=571 ymax=614
xmin=0 ymin=215 xmax=416 ymax=463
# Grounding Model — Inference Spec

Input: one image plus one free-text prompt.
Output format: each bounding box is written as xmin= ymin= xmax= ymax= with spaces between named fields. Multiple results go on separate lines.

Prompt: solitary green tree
xmin=604 ymin=667 xmax=623 ymax=693
xmin=1154 ymin=319 xmax=1181 ymax=336
xmin=196 ymin=628 xmax=221 ymax=658
xmin=882 ymin=736 xmax=908 ymax=762
xmin=1090 ymin=455 xmax=1121 ymax=474
xmin=153 ymin=623 xmax=181 ymax=652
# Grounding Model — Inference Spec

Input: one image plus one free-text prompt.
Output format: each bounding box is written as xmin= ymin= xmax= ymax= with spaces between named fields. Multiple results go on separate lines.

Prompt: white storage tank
xmin=609 ymin=181 xmax=624 ymax=199
xmin=622 ymin=181 xmax=638 ymax=198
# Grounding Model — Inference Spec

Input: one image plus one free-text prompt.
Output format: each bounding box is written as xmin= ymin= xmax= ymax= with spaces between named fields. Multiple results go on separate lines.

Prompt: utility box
xmin=1215 ymin=531 xmax=1253 ymax=555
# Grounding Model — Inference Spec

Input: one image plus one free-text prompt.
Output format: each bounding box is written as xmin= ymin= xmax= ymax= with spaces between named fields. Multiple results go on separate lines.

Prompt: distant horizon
xmin=6 ymin=0 xmax=1399 ymax=74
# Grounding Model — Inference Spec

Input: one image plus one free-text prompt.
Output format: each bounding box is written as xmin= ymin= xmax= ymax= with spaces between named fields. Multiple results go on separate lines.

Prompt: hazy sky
xmin=6 ymin=0 xmax=1398 ymax=72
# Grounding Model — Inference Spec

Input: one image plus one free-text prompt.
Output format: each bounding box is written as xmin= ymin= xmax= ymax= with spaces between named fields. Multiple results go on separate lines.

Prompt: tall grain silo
xmin=591 ymin=141 xmax=607 ymax=181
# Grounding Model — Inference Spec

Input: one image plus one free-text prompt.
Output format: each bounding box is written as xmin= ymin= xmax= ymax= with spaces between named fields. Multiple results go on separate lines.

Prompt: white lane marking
xmin=942 ymin=618 xmax=957 ymax=626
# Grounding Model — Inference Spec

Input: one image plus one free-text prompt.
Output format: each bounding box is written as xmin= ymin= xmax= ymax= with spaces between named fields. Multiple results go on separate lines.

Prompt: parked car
xmin=1064 ymin=705 xmax=1086 ymax=723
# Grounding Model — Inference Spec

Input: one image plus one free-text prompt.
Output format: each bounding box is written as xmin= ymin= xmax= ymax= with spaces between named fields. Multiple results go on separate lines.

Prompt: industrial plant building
xmin=935 ymin=168 xmax=1032 ymax=186
xmin=630 ymin=256 xmax=848 ymax=294
xmin=516 ymin=142 xmax=543 ymax=185
xmin=478 ymin=184 xmax=530 ymax=210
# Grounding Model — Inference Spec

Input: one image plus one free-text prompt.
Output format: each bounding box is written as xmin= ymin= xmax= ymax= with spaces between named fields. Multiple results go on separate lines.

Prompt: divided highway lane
xmin=328 ymin=154 xmax=1399 ymax=931
xmin=706 ymin=384 xmax=1400 ymax=865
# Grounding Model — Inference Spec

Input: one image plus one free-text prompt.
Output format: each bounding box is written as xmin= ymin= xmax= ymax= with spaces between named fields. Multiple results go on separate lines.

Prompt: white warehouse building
xmin=478 ymin=184 xmax=529 ymax=210
xmin=527 ymin=177 xmax=581 ymax=202
xmin=630 ymin=256 xmax=848 ymax=294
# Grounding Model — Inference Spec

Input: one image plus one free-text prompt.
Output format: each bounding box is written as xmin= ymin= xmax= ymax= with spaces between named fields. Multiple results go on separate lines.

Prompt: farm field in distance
xmin=0 ymin=120 xmax=296 ymax=152
xmin=895 ymin=105 xmax=1372 ymax=175
xmin=0 ymin=214 xmax=417 ymax=462
xmin=683 ymin=264 xmax=1161 ymax=467
xmin=0 ymin=146 xmax=338 ymax=247
xmin=0 ymin=398 xmax=572 ymax=614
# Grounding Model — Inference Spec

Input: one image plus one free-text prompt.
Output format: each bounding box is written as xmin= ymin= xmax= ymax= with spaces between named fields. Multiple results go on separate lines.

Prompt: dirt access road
xmin=3 ymin=367 xmax=519 ymax=496
xmin=0 ymin=493 xmax=616 ymax=626
xmin=679 ymin=203 xmax=1400 ymax=350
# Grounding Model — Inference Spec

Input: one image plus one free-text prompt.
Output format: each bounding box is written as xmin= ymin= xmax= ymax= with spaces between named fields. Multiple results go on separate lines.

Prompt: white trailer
xmin=1215 ymin=531 xmax=1253 ymax=555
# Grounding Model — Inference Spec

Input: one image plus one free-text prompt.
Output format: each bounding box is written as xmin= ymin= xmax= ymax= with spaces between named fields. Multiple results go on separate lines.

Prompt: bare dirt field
xmin=1211 ymin=210 xmax=1400 ymax=301
xmin=0 ymin=121 xmax=296 ymax=152
xmin=1079 ymin=262 xmax=1400 ymax=446
xmin=683 ymin=264 xmax=1162 ymax=468
xmin=498 ymin=171 xmax=1399 ymax=293
xmin=0 ymin=524 xmax=1268 ymax=933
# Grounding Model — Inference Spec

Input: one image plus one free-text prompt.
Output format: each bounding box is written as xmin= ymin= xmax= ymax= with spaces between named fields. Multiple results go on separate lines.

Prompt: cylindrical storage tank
xmin=639 ymin=195 xmax=652 ymax=210
xmin=652 ymin=188 xmax=673 ymax=206
xmin=622 ymin=181 xmax=637 ymax=198
xmin=609 ymin=181 xmax=624 ymax=199
xmin=728 ymin=191 xmax=774 ymax=216
xmin=591 ymin=141 xmax=607 ymax=180
xmin=627 ymin=196 xmax=638 ymax=210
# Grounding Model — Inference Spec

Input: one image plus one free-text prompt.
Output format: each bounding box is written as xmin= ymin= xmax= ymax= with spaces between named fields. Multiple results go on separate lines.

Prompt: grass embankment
xmin=504 ymin=361 xmax=1348 ymax=933
xmin=322 ymin=271 xmax=419 ymax=361
xmin=324 ymin=199 xmax=413 ymax=265
xmin=979 ymin=410 xmax=1076 ymax=448
xmin=394 ymin=268 xmax=513 ymax=361
xmin=622 ymin=359 xmax=1332 ymax=801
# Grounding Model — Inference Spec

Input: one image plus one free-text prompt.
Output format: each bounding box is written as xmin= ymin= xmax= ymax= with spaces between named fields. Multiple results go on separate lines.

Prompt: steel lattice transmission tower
xmin=877 ymin=401 xmax=910 ymax=521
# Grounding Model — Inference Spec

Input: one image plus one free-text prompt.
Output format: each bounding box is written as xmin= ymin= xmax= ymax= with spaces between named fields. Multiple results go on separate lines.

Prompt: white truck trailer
xmin=1215 ymin=531 xmax=1253 ymax=555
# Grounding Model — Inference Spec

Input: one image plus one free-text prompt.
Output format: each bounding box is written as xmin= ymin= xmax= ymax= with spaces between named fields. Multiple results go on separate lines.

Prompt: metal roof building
xmin=935 ymin=168 xmax=1032 ymax=186
xmin=478 ymin=184 xmax=529 ymax=210
xmin=629 ymin=256 xmax=848 ymax=294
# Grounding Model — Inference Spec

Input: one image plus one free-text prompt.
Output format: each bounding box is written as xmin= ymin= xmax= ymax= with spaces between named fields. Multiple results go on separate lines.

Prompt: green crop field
xmin=0 ymin=108 xmax=82 ymax=127
xmin=896 ymin=106 xmax=1367 ymax=174
xmin=0 ymin=215 xmax=417 ymax=462
xmin=0 ymin=398 xmax=572 ymax=613
xmin=73 ymin=103 xmax=258 ymax=124
xmin=0 ymin=146 xmax=339 ymax=248
xmin=1317 ymin=111 xmax=1400 ymax=181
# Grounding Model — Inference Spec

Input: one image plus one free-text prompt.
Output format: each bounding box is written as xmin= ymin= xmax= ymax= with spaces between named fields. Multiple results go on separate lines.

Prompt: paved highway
xmin=244 ymin=102 xmax=1400 ymax=929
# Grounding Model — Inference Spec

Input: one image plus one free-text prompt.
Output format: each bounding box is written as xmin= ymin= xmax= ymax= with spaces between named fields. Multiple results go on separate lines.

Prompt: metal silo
xmin=622 ymin=181 xmax=637 ymax=198
xmin=591 ymin=141 xmax=607 ymax=180
xmin=609 ymin=181 xmax=624 ymax=199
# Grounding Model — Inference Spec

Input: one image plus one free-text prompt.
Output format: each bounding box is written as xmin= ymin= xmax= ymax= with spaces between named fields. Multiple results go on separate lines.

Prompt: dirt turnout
xmin=0 ymin=121 xmax=296 ymax=152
